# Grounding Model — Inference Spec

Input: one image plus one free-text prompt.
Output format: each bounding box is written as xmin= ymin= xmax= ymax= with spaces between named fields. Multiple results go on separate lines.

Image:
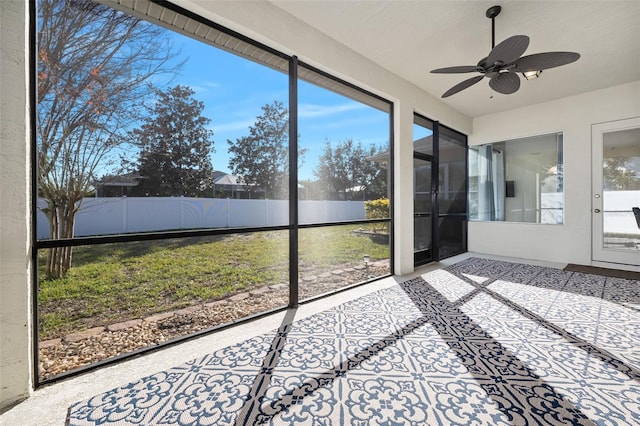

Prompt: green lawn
xmin=38 ymin=225 xmax=389 ymax=339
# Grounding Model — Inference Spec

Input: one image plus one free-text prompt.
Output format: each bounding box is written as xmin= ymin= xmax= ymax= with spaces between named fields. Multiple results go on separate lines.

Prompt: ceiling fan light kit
xmin=431 ymin=5 xmax=580 ymax=98
xmin=523 ymin=70 xmax=542 ymax=80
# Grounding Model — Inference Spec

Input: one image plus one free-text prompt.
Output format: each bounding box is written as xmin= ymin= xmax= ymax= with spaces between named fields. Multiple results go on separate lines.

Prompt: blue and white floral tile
xmin=68 ymin=258 xmax=640 ymax=426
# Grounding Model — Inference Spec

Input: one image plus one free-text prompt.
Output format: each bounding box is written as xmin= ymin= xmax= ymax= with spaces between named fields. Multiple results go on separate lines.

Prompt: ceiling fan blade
xmin=431 ymin=65 xmax=481 ymax=74
xmin=441 ymin=75 xmax=484 ymax=98
xmin=486 ymin=35 xmax=530 ymax=66
xmin=512 ymin=52 xmax=581 ymax=72
xmin=489 ymin=72 xmax=520 ymax=94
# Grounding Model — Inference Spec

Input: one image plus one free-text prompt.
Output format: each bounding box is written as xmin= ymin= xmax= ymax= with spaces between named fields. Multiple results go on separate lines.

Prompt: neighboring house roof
xmin=213 ymin=174 xmax=244 ymax=186
xmin=212 ymin=172 xmax=264 ymax=192
xmin=94 ymin=172 xmax=143 ymax=187
xmin=211 ymin=170 xmax=228 ymax=181
xmin=413 ymin=136 xmax=434 ymax=154
xmin=368 ymin=135 xmax=433 ymax=163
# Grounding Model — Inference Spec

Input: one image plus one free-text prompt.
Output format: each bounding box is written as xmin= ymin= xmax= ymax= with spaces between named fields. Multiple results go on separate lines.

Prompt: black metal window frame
xmin=30 ymin=0 xmax=394 ymax=386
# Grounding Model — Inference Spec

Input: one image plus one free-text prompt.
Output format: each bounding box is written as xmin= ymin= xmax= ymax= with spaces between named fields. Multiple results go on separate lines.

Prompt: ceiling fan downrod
xmin=486 ymin=5 xmax=501 ymax=49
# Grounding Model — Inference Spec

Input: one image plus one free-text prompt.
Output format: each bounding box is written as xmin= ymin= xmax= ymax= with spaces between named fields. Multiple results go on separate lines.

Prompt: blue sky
xmin=161 ymin=31 xmax=390 ymax=181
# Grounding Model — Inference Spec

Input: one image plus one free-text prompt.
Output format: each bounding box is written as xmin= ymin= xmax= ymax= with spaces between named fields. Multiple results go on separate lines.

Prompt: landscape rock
xmin=249 ymin=287 xmax=270 ymax=296
xmin=107 ymin=319 xmax=143 ymax=332
xmin=63 ymin=326 xmax=105 ymax=344
xmin=143 ymin=312 xmax=174 ymax=323
xmin=229 ymin=292 xmax=250 ymax=302
xmin=39 ymin=338 xmax=61 ymax=349
xmin=174 ymin=305 xmax=203 ymax=316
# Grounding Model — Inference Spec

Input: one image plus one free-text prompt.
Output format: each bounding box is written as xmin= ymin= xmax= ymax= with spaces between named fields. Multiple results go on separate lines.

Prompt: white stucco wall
xmin=0 ymin=0 xmax=32 ymax=412
xmin=469 ymin=81 xmax=640 ymax=266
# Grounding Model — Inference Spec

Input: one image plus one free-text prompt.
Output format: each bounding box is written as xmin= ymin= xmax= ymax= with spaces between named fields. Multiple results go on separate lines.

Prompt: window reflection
xmin=602 ymin=127 xmax=640 ymax=250
xmin=469 ymin=133 xmax=563 ymax=224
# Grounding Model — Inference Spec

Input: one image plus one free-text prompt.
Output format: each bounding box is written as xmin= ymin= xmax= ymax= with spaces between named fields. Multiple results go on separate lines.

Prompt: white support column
xmin=0 ymin=0 xmax=33 ymax=412
xmin=393 ymin=101 xmax=415 ymax=276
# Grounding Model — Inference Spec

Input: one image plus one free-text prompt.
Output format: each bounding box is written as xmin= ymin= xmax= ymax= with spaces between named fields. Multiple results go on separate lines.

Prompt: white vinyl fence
xmin=603 ymin=190 xmax=640 ymax=235
xmin=36 ymin=197 xmax=366 ymax=239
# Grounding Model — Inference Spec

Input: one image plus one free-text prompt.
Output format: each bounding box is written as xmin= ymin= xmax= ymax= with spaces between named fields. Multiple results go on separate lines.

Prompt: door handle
xmin=594 ymin=209 xmax=601 ymax=213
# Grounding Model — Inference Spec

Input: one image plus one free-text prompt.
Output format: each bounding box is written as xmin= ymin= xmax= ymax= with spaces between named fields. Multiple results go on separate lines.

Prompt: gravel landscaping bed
xmin=39 ymin=262 xmax=389 ymax=380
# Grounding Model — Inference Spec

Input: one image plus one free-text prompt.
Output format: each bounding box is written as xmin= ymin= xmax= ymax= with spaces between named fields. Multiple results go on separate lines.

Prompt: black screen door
xmin=413 ymin=114 xmax=467 ymax=267
xmin=414 ymin=153 xmax=434 ymax=265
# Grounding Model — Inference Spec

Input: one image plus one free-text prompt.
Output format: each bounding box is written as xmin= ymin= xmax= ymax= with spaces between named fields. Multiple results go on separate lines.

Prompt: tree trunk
xmin=44 ymin=199 xmax=79 ymax=279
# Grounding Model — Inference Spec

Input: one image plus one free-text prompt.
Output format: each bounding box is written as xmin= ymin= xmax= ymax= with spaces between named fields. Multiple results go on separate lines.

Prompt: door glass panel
xmin=414 ymin=157 xmax=432 ymax=261
xmin=602 ymin=128 xmax=640 ymax=251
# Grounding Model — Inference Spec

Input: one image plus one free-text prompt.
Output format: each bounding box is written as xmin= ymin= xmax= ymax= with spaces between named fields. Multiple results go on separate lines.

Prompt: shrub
xmin=365 ymin=198 xmax=389 ymax=232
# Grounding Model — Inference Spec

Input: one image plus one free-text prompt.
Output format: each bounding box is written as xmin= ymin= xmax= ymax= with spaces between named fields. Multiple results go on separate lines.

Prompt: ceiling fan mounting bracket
xmin=486 ymin=5 xmax=501 ymax=19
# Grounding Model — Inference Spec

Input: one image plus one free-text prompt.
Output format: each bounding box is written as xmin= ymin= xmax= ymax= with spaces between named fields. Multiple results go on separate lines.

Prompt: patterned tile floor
xmin=66 ymin=257 xmax=640 ymax=425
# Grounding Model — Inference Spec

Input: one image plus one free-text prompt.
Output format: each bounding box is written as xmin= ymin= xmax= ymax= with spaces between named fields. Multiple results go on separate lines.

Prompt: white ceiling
xmin=268 ymin=1 xmax=640 ymax=118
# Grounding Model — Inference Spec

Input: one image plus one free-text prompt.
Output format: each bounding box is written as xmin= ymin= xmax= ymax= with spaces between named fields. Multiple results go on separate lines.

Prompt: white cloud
xmin=301 ymin=114 xmax=385 ymax=132
xmin=189 ymin=81 xmax=221 ymax=94
xmin=210 ymin=119 xmax=254 ymax=133
xmin=298 ymin=102 xmax=366 ymax=118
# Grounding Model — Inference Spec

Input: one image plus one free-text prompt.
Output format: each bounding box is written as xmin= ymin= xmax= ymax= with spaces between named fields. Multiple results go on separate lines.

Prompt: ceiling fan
xmin=431 ymin=5 xmax=580 ymax=98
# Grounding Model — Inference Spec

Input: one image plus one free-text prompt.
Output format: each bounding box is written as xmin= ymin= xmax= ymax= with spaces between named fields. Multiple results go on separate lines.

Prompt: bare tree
xmin=37 ymin=0 xmax=178 ymax=278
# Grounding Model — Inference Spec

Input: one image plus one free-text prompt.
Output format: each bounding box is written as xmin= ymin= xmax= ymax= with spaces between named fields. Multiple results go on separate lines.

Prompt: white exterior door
xmin=591 ymin=117 xmax=640 ymax=269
